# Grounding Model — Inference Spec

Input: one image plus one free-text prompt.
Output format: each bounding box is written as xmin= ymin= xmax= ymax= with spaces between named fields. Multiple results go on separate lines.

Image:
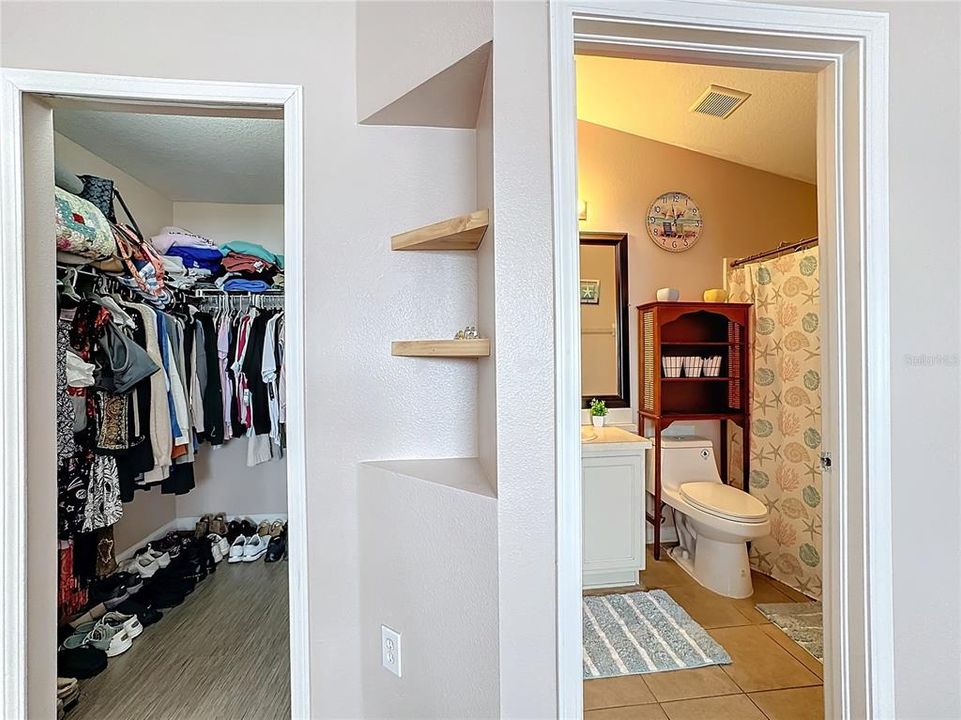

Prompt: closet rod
xmin=56 ymin=264 xmax=284 ymax=300
xmin=729 ymin=236 xmax=818 ymax=268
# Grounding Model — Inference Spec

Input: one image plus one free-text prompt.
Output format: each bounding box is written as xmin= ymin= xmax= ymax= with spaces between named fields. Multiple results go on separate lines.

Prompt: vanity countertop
xmin=581 ymin=426 xmax=652 ymax=453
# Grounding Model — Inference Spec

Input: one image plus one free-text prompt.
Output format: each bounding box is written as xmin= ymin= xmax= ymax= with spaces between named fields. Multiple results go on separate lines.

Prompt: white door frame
xmin=551 ymin=2 xmax=891 ymax=718
xmin=0 ymin=69 xmax=310 ymax=719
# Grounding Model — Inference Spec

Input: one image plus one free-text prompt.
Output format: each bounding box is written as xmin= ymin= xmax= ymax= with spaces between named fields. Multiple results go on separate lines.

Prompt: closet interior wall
xmin=53 ymin=121 xmax=288 ymax=556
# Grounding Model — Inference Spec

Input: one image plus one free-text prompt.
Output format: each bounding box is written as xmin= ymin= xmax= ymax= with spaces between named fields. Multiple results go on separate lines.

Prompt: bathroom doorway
xmin=550 ymin=4 xmax=892 ymax=720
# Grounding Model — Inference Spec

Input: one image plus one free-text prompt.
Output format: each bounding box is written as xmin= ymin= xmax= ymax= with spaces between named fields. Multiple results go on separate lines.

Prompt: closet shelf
xmin=391 ymin=339 xmax=490 ymax=358
xmin=391 ymin=209 xmax=489 ymax=251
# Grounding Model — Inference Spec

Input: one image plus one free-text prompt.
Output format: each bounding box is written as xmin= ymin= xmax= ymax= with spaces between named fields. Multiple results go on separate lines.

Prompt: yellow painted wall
xmin=577 ymin=120 xmax=818 ymax=304
xmin=577 ymin=119 xmax=818 ymax=425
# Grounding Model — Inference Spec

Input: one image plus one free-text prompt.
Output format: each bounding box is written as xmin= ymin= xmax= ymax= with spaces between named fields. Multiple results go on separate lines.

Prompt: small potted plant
xmin=589 ymin=398 xmax=608 ymax=428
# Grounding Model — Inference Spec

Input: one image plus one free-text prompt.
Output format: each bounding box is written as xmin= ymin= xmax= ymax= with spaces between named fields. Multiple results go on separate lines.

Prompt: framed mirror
xmin=580 ymin=231 xmax=630 ymax=408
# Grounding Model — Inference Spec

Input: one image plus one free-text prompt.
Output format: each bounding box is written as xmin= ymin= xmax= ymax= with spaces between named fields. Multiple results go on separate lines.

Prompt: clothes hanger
xmin=59 ymin=268 xmax=82 ymax=302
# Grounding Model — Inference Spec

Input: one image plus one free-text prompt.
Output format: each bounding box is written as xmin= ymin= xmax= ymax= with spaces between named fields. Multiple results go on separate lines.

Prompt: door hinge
xmin=820 ymin=451 xmax=832 ymax=470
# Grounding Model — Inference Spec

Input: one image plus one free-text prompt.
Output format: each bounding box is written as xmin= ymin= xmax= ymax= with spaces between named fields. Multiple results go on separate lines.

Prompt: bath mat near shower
xmin=582 ymin=589 xmax=731 ymax=679
xmin=757 ymin=601 xmax=823 ymax=662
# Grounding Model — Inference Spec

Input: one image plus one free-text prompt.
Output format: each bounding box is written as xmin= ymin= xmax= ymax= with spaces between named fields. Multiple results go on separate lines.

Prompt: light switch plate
xmin=381 ymin=625 xmax=402 ymax=677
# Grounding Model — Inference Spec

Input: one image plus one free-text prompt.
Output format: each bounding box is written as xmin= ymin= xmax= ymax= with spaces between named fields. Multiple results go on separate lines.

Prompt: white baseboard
xmin=115 ymin=513 xmax=288 ymax=562
xmin=115 ymin=518 xmax=181 ymax=563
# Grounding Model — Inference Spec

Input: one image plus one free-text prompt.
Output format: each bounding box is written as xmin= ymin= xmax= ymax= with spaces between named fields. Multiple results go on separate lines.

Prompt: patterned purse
xmin=113 ymin=224 xmax=166 ymax=297
xmin=77 ymin=175 xmax=118 ymax=223
xmin=79 ymin=174 xmax=144 ymax=240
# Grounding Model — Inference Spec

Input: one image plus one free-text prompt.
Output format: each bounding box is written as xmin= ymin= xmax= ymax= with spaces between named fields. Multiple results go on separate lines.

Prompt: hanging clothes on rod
xmin=55 ymin=263 xmax=287 ymax=620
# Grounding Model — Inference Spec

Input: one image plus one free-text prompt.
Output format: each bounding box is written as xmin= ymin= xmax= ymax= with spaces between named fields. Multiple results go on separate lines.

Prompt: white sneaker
xmin=136 ymin=546 xmax=170 ymax=569
xmin=77 ymin=611 xmax=143 ymax=640
xmin=64 ymin=622 xmax=132 ymax=657
xmin=208 ymin=534 xmax=224 ymax=564
xmin=242 ymin=534 xmax=269 ymax=562
xmin=208 ymin=533 xmax=230 ymax=557
xmin=228 ymin=536 xmax=247 ymax=563
xmin=121 ymin=555 xmax=159 ymax=579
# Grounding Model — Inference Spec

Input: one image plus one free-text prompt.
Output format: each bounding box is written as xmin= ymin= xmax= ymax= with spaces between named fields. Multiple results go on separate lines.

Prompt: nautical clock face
xmin=647 ymin=192 xmax=703 ymax=253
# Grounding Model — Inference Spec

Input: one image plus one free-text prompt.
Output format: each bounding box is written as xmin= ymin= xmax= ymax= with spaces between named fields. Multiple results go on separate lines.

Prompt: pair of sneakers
xmin=227 ymin=534 xmax=270 ymax=563
xmin=63 ymin=612 xmax=142 ymax=658
xmin=207 ymin=533 xmax=231 ymax=563
xmin=123 ymin=545 xmax=171 ymax=579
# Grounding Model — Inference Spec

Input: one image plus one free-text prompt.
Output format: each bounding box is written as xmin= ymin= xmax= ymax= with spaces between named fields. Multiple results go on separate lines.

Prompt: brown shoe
xmin=209 ymin=512 xmax=227 ymax=536
xmin=256 ymin=521 xmax=271 ymax=537
xmin=269 ymin=521 xmax=285 ymax=537
xmin=194 ymin=514 xmax=212 ymax=538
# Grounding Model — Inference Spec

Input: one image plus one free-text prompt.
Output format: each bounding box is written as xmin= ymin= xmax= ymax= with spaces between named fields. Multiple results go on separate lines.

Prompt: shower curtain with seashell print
xmin=727 ymin=247 xmax=822 ymax=600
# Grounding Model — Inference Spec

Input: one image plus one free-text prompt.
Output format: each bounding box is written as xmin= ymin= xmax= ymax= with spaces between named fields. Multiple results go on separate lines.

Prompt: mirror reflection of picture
xmin=580 ymin=232 xmax=629 ymax=408
xmin=580 ymin=279 xmax=600 ymax=304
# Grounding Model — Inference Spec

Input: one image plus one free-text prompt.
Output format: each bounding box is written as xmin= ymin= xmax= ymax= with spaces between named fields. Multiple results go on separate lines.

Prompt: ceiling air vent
xmin=689 ymin=84 xmax=751 ymax=119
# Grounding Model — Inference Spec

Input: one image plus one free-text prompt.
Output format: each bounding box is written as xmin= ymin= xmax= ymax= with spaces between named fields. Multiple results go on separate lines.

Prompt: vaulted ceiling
xmin=576 ymin=55 xmax=818 ymax=184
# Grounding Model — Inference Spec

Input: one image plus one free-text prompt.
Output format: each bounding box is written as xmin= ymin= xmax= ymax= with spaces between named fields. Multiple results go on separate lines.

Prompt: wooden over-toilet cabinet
xmin=637 ymin=301 xmax=753 ymax=559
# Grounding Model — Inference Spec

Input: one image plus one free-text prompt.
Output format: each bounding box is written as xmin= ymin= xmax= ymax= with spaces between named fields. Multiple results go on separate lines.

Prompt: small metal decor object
xmin=454 ymin=329 xmax=466 ymax=340
xmin=465 ymin=325 xmax=478 ymax=339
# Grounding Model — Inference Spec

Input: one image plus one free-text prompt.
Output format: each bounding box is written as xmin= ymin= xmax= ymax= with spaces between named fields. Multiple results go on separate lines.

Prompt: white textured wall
xmin=355 ymin=0 xmax=492 ymax=122
xmin=862 ymin=2 xmax=961 ymax=716
xmin=358 ymin=463 xmax=499 ymax=718
xmin=172 ymin=202 xmax=284 ymax=253
xmin=475 ymin=59 xmax=497 ymax=485
xmin=2 ymin=4 xmax=478 ymax=716
xmin=490 ymin=2 xmax=557 ymax=716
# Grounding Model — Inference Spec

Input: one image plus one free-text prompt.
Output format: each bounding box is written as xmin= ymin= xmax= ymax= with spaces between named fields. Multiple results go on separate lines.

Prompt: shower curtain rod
xmin=729 ymin=236 xmax=819 ymax=268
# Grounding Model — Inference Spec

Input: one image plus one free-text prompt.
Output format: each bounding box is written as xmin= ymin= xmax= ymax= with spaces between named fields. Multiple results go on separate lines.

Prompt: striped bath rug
xmin=757 ymin=601 xmax=823 ymax=662
xmin=583 ymin=589 xmax=731 ymax=679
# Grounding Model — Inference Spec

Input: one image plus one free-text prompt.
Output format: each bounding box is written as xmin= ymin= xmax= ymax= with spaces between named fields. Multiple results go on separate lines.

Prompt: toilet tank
xmin=645 ymin=435 xmax=722 ymax=493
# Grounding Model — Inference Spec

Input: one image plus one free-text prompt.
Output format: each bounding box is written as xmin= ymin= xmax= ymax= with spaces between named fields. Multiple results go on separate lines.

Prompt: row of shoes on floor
xmin=195 ymin=512 xmax=288 ymax=564
xmin=55 ymin=531 xmax=226 ymax=715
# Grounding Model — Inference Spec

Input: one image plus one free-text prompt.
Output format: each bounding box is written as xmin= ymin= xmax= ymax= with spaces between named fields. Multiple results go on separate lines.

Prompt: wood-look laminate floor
xmin=70 ymin=560 xmax=290 ymax=720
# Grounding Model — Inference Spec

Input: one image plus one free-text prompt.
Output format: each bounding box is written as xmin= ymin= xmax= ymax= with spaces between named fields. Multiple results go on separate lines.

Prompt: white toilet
xmin=648 ymin=436 xmax=770 ymax=598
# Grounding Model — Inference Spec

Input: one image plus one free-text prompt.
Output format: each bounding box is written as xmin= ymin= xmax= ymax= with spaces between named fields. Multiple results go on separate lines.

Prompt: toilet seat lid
xmin=680 ymin=482 xmax=768 ymax=522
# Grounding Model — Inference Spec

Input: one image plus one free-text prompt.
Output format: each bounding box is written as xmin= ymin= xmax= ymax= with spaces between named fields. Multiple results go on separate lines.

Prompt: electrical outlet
xmin=381 ymin=625 xmax=402 ymax=677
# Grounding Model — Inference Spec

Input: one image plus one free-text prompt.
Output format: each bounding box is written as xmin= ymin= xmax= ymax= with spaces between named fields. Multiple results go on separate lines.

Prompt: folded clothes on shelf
xmin=218 ymin=240 xmax=278 ymax=265
xmin=221 ymin=252 xmax=275 ymax=275
xmin=149 ymin=226 xmax=217 ymax=254
xmin=220 ymin=278 xmax=271 ymax=293
xmin=164 ymin=245 xmax=224 ymax=273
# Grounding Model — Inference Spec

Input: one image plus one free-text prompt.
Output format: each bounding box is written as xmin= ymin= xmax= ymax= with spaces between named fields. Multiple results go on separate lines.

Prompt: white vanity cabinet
xmin=582 ymin=427 xmax=652 ymax=589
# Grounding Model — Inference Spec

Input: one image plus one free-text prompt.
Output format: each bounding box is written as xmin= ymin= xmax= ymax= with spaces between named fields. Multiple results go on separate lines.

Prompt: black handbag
xmin=78 ymin=174 xmax=143 ymax=240
xmin=77 ymin=174 xmax=116 ymax=222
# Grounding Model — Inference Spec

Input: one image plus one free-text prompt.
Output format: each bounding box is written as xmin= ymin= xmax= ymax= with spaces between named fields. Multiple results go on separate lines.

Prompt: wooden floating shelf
xmin=391 ymin=209 xmax=489 ymax=251
xmin=391 ymin=339 xmax=490 ymax=358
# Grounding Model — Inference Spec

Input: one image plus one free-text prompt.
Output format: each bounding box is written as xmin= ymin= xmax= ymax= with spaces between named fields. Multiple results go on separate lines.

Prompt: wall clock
xmin=647 ymin=191 xmax=703 ymax=253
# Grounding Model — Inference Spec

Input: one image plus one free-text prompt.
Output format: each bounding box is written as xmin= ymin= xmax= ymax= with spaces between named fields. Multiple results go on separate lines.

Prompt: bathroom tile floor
xmin=583 ymin=546 xmax=823 ymax=720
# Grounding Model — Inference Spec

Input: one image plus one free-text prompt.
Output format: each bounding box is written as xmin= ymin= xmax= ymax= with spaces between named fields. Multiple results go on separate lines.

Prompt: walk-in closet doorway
xmin=0 ymin=71 xmax=309 ymax=719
